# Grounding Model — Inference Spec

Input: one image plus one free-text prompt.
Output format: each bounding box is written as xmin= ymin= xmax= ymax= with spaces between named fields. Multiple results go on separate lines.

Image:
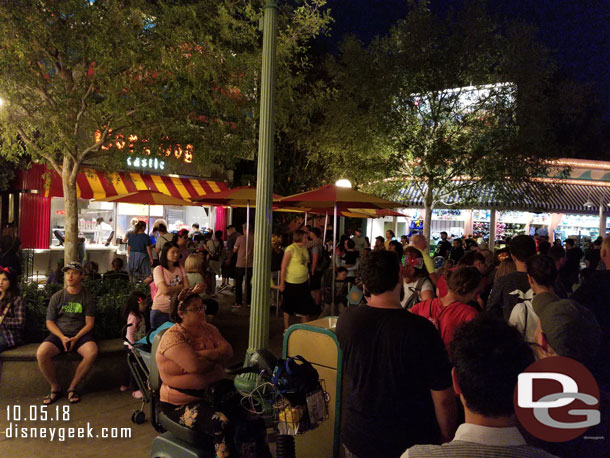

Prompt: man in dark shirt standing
xmin=487 ymin=235 xmax=536 ymax=320
xmin=584 ymin=237 xmax=602 ymax=269
xmin=561 ymin=238 xmax=584 ymax=291
xmin=336 ymin=250 xmax=457 ymax=458
xmin=434 ymin=231 xmax=452 ymax=259
xmin=571 ymin=234 xmax=610 ymax=392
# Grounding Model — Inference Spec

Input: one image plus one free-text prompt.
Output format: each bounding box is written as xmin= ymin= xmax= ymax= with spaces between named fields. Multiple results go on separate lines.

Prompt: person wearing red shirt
xmin=411 ymin=266 xmax=482 ymax=352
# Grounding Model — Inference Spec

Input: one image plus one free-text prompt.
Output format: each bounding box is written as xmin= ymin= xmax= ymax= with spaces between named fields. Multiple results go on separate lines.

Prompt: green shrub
xmin=21 ymin=278 xmax=150 ymax=342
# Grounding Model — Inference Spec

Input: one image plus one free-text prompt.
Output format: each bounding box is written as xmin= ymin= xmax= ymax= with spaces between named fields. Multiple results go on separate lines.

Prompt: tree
xmin=0 ymin=0 xmax=330 ymax=262
xmin=308 ymin=0 xmax=559 ymax=240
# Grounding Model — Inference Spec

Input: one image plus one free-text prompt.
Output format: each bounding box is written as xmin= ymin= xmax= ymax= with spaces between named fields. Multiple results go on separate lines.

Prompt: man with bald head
xmin=410 ymin=234 xmax=436 ymax=278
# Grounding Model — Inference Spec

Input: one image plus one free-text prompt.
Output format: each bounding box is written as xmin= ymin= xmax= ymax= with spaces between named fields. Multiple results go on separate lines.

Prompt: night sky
xmin=317 ymin=0 xmax=610 ymax=159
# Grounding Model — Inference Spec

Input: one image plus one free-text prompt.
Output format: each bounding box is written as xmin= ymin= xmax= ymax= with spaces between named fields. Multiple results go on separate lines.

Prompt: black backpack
xmin=403 ymin=277 xmax=427 ymax=310
xmin=315 ymin=247 xmax=331 ymax=272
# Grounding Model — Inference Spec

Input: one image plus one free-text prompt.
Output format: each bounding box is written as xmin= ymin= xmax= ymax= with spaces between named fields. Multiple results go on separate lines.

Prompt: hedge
xmin=20 ymin=278 xmax=150 ymax=343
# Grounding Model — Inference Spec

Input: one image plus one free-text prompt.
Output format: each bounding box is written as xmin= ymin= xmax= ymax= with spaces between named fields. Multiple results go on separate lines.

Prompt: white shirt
xmin=402 ymin=423 xmax=559 ymax=458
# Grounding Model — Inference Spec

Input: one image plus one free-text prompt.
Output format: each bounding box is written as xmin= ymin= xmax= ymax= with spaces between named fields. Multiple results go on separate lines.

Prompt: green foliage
xmin=307 ymin=0 xmax=559 ymax=210
xmin=21 ymin=278 xmax=149 ymax=343
xmin=0 ymin=0 xmax=331 ymax=173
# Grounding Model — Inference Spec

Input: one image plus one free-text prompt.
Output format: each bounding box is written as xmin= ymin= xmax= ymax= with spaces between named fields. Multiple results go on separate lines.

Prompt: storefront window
xmin=116 ymin=203 xmax=163 ymax=239
xmin=165 ymin=205 xmax=211 ymax=233
xmin=50 ymin=198 xmax=114 ymax=247
xmin=556 ymin=214 xmax=605 ymax=241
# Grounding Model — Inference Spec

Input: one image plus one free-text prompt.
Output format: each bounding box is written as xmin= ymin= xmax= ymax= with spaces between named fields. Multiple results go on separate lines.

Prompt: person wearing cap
xmin=36 ymin=261 xmax=97 ymax=405
xmin=352 ymin=228 xmax=368 ymax=252
xmin=571 ymin=234 xmax=610 ymax=392
xmin=403 ymin=315 xmax=558 ymax=458
xmin=528 ymin=291 xmax=607 ymax=458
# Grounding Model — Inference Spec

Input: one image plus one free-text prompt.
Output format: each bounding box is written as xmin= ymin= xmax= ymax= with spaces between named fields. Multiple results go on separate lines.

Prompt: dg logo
xmin=514 ymin=356 xmax=600 ymax=442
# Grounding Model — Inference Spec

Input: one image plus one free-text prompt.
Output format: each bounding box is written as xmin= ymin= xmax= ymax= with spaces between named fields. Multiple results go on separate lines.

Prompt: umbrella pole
xmin=304 ymin=211 xmax=308 ymax=227
xmin=331 ymin=203 xmax=337 ymax=316
xmin=323 ymin=212 xmax=328 ymax=245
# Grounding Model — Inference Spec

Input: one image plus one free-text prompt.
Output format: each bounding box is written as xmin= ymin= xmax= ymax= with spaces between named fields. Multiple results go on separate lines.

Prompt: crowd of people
xmin=334 ymin=231 xmax=609 ymax=458
xmin=0 ymin=215 xmax=608 ymax=457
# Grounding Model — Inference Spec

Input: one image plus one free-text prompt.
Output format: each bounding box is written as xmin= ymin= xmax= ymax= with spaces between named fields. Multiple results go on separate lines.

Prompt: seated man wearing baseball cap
xmin=403 ymin=315 xmax=558 ymax=458
xmin=36 ymin=261 xmax=97 ymax=405
xmin=530 ymin=294 xmax=607 ymax=458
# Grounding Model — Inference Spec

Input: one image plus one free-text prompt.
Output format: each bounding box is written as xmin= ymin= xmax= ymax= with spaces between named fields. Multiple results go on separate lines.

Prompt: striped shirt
xmin=403 ymin=424 xmax=559 ymax=458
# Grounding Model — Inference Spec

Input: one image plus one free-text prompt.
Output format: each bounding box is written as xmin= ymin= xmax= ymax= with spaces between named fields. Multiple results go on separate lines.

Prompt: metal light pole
xmin=235 ymin=0 xmax=278 ymax=391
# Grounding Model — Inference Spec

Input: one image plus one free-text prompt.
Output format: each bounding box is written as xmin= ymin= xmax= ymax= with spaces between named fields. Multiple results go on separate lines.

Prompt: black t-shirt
xmin=486 ymin=271 xmax=532 ymax=321
xmin=565 ymin=247 xmax=584 ymax=272
xmin=435 ymin=240 xmax=452 ymax=258
xmin=336 ymin=305 xmax=452 ymax=458
xmin=571 ymin=270 xmax=610 ymax=392
xmin=449 ymin=246 xmax=465 ymax=263
xmin=584 ymin=248 xmax=601 ymax=269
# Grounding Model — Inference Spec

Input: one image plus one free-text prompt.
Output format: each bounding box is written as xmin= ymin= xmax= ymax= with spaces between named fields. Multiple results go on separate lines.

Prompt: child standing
xmin=121 ymin=291 xmax=148 ymax=398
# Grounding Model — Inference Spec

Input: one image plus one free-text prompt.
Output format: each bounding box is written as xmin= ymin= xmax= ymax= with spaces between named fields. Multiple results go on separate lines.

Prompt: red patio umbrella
xmin=276 ymin=185 xmax=406 ymax=314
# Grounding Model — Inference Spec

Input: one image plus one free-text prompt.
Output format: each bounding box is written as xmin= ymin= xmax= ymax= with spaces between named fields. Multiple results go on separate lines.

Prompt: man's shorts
xmin=309 ymin=271 xmax=323 ymax=290
xmin=44 ymin=333 xmax=95 ymax=353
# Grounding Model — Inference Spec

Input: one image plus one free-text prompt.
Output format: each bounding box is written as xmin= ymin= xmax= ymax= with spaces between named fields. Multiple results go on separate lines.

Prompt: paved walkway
xmin=0 ymin=286 xmax=286 ymax=458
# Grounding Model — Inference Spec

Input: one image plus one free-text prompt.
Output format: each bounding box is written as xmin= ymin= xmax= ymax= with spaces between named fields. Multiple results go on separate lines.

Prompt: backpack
xmin=208 ymin=240 xmax=222 ymax=261
xmin=426 ymin=299 xmax=457 ymax=334
xmin=315 ymin=246 xmax=331 ymax=272
xmin=403 ymin=277 xmax=427 ymax=310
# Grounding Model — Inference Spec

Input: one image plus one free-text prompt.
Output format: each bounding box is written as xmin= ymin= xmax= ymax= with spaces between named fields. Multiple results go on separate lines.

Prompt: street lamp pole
xmin=235 ymin=0 xmax=278 ymax=393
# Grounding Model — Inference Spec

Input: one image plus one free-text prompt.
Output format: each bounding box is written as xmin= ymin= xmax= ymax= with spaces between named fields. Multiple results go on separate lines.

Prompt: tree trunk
xmin=61 ymin=158 xmax=79 ymax=265
xmin=423 ymin=187 xmax=433 ymax=245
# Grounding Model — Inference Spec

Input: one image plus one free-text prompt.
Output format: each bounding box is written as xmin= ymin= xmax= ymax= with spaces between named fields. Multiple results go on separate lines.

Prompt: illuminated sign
xmin=126 ymin=156 xmax=165 ymax=171
xmin=94 ymin=131 xmax=194 ymax=165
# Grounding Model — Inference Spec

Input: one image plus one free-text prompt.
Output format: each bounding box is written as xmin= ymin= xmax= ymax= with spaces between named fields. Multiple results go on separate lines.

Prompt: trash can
xmin=283 ymin=317 xmax=343 ymax=458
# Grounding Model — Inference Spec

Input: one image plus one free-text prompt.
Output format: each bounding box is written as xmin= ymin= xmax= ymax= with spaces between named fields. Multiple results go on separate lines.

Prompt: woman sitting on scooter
xmin=156 ymin=290 xmax=271 ymax=457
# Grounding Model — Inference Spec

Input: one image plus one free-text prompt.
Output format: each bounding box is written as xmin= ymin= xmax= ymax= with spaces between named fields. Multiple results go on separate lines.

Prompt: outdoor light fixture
xmin=335 ymin=179 xmax=352 ymax=188
xmin=584 ymin=196 xmax=596 ymax=208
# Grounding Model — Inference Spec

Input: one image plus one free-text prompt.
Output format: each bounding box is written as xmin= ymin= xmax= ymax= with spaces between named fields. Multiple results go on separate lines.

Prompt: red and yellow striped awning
xmin=19 ymin=165 xmax=228 ymax=200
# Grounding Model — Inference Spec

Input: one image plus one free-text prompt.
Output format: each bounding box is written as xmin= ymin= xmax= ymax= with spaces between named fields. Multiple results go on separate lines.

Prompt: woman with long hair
xmin=0 ymin=266 xmax=25 ymax=352
xmin=127 ymin=221 xmax=153 ymax=282
xmin=151 ymin=242 xmax=202 ymax=330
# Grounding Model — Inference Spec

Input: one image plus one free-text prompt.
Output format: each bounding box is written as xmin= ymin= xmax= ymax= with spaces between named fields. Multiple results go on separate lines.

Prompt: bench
xmin=0 ymin=339 xmax=127 ymax=399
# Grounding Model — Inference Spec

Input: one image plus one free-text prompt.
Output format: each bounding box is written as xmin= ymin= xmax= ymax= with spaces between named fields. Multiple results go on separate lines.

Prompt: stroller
xmin=122 ymin=323 xmax=155 ymax=424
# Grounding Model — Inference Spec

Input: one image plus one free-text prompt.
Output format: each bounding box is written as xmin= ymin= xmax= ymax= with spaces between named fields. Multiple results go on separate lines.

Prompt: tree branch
xmin=74 ymin=83 xmax=94 ymax=136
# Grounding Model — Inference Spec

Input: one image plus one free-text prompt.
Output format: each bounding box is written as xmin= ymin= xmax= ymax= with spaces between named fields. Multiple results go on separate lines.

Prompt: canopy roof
xmin=16 ymin=164 xmax=228 ymax=201
xmin=277 ymin=184 xmax=404 ymax=210
xmin=397 ymin=180 xmax=610 ymax=215
xmin=95 ymin=191 xmax=192 ymax=206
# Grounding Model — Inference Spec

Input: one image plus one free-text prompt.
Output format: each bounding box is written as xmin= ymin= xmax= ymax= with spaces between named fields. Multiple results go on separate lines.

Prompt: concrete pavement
xmin=0 ymin=286 xmax=286 ymax=458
